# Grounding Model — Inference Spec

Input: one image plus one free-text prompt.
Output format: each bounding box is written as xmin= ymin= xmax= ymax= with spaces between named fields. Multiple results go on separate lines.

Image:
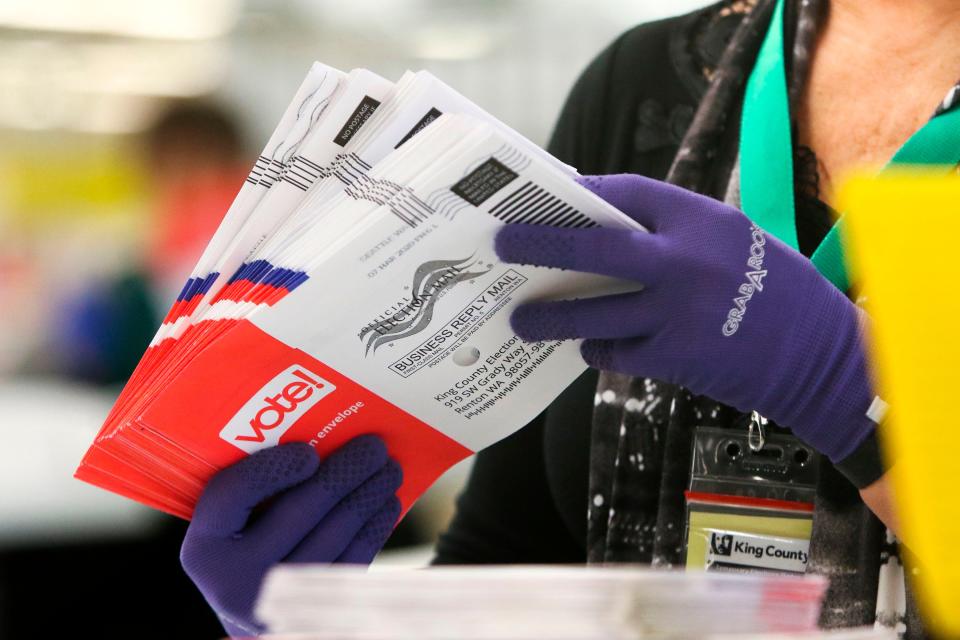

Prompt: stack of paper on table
xmin=256 ymin=565 xmax=832 ymax=639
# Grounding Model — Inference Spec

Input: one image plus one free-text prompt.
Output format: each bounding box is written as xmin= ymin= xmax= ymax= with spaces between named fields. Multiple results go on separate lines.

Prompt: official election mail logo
xmin=358 ymin=255 xmax=491 ymax=356
xmin=219 ymin=365 xmax=336 ymax=454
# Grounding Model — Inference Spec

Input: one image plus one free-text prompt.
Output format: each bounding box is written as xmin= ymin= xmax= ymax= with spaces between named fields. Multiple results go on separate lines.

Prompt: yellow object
xmin=840 ymin=171 xmax=960 ymax=635
xmin=0 ymin=139 xmax=147 ymax=225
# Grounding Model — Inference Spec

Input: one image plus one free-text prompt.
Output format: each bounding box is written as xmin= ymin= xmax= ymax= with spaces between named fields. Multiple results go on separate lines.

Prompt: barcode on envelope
xmin=488 ymin=181 xmax=596 ymax=228
xmin=282 ymin=155 xmax=328 ymax=191
xmin=246 ymin=155 xmax=270 ymax=185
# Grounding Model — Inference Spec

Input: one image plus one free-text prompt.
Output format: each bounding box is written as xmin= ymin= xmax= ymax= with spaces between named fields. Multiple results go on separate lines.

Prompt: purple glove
xmin=495 ymin=173 xmax=877 ymax=464
xmin=181 ymin=436 xmax=402 ymax=637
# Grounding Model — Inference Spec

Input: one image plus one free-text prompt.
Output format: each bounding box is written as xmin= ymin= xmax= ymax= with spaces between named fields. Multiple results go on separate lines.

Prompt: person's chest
xmin=796 ymin=85 xmax=941 ymax=199
xmin=794 ymin=37 xmax=960 ymax=203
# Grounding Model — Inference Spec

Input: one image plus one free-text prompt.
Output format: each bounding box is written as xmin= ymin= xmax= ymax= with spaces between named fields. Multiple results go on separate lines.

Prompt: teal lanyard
xmin=739 ymin=0 xmax=960 ymax=292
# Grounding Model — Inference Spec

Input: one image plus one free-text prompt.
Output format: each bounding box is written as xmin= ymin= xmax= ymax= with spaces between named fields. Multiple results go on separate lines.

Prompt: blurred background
xmin=0 ymin=0 xmax=710 ymax=637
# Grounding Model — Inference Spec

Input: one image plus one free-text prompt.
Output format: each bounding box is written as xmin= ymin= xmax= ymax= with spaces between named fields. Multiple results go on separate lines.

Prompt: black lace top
xmin=793 ymin=144 xmax=835 ymax=256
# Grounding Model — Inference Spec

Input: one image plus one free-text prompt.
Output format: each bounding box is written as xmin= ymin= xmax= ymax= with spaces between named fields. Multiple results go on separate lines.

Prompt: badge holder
xmin=684 ymin=426 xmax=819 ymax=574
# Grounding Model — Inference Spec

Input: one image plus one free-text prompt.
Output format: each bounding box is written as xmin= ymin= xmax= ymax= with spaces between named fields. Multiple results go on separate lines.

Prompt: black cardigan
xmin=433 ymin=1 xmax=870 ymax=564
xmin=435 ymin=4 xmax=735 ymax=565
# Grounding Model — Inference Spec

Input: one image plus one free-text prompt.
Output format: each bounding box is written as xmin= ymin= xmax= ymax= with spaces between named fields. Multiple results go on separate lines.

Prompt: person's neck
xmin=794 ymin=0 xmax=960 ymax=202
xmin=825 ymin=0 xmax=960 ymax=64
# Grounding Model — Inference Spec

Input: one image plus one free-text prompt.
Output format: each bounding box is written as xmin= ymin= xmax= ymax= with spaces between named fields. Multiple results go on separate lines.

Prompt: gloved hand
xmin=495 ymin=173 xmax=878 ymax=465
xmin=181 ymin=435 xmax=402 ymax=638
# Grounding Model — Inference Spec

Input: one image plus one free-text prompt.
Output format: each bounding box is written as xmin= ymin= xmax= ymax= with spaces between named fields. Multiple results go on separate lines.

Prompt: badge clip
xmin=747 ymin=410 xmax=768 ymax=452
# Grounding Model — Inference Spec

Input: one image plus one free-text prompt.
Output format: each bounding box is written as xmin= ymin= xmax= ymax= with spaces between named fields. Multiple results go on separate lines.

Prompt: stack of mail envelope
xmin=75 ymin=62 xmax=644 ymax=519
